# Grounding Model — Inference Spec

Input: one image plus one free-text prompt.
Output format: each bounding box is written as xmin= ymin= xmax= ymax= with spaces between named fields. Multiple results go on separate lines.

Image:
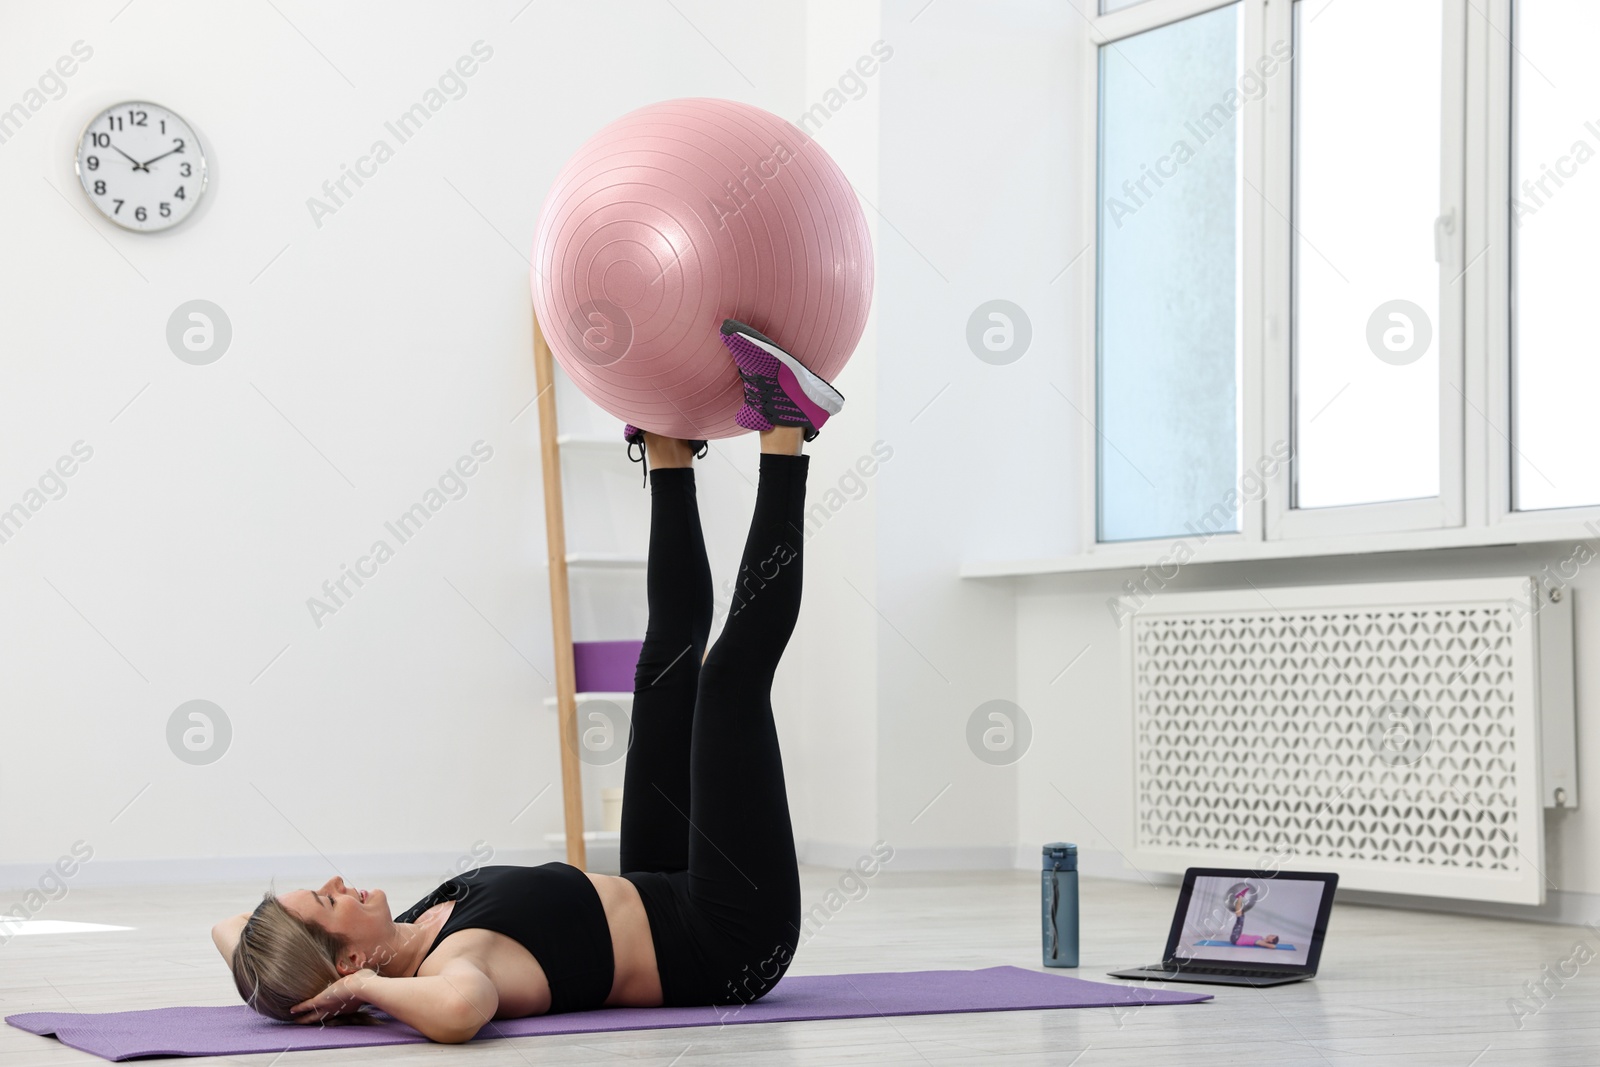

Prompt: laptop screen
xmin=1172 ymin=873 xmax=1332 ymax=969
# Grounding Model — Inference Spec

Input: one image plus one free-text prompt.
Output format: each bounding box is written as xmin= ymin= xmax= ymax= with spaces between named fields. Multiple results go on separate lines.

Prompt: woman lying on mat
xmin=210 ymin=322 xmax=842 ymax=1042
xmin=1230 ymin=934 xmax=1281 ymax=948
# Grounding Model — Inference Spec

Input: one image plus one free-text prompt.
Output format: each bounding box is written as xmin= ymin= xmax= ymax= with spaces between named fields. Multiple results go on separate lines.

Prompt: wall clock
xmin=75 ymin=101 xmax=207 ymax=232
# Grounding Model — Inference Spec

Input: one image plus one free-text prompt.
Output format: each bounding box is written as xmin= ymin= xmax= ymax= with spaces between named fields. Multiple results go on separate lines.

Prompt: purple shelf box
xmin=572 ymin=640 xmax=644 ymax=693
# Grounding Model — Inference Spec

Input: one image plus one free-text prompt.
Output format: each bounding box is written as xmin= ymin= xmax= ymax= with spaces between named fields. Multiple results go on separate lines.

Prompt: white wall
xmin=0 ymin=0 xmax=821 ymax=888
xmin=780 ymin=0 xmax=883 ymax=864
xmin=867 ymin=0 xmax=1082 ymax=865
xmin=0 ymin=0 xmax=1087 ymax=888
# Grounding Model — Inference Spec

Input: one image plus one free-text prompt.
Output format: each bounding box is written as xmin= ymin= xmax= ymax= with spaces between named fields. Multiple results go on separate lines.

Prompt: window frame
xmin=1485 ymin=0 xmax=1600 ymax=532
xmin=1078 ymin=0 xmax=1262 ymax=560
xmin=1067 ymin=0 xmax=1600 ymax=574
xmin=1263 ymin=0 xmax=1468 ymax=541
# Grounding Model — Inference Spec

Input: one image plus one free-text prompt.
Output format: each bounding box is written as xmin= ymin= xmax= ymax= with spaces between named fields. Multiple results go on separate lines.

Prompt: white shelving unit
xmin=541 ymin=691 xmax=634 ymax=711
xmin=562 ymin=552 xmax=647 ymax=569
xmin=555 ymin=433 xmax=618 ymax=449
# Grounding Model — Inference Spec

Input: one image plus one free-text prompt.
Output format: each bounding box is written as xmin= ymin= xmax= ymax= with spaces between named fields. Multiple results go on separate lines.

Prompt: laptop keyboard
xmin=1198 ymin=967 xmax=1277 ymax=978
xmin=1146 ymin=964 xmax=1283 ymax=979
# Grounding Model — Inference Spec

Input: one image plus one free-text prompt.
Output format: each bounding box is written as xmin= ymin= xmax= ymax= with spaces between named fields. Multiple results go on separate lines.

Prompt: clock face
xmin=75 ymin=101 xmax=207 ymax=232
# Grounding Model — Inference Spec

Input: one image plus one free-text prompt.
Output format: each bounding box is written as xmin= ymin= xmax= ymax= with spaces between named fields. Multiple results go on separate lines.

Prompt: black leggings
xmin=618 ymin=453 xmax=806 ymax=1008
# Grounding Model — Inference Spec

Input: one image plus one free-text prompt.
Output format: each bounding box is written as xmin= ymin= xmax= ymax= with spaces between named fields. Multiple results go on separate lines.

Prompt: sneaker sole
xmin=720 ymin=321 xmax=846 ymax=422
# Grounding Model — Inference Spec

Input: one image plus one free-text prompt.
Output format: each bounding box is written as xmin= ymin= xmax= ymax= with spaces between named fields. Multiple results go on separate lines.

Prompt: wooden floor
xmin=2 ymin=867 xmax=1596 ymax=1065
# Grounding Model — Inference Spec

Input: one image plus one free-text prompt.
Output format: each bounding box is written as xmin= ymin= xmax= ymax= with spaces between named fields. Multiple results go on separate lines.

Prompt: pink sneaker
xmin=719 ymin=319 xmax=845 ymax=441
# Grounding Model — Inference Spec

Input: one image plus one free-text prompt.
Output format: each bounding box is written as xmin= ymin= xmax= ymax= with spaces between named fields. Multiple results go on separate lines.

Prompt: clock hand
xmin=138 ymin=147 xmax=183 ymax=169
xmin=110 ymin=144 xmax=149 ymax=172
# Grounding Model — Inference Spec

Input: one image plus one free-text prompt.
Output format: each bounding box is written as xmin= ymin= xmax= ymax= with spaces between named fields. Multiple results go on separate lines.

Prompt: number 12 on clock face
xmin=75 ymin=100 xmax=208 ymax=233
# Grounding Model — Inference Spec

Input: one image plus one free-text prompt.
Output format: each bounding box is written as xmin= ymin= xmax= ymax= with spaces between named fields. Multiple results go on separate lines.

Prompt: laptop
xmin=1108 ymin=866 xmax=1338 ymax=987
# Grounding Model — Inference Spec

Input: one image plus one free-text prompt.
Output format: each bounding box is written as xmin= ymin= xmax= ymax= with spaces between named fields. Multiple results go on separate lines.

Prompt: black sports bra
xmin=392 ymin=863 xmax=614 ymax=1014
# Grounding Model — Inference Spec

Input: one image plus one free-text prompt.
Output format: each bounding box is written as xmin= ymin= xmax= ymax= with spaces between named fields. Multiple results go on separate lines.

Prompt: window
xmin=1512 ymin=0 xmax=1600 ymax=511
xmin=1096 ymin=4 xmax=1242 ymax=542
xmin=1291 ymin=0 xmax=1445 ymax=511
xmin=1077 ymin=0 xmax=1595 ymax=563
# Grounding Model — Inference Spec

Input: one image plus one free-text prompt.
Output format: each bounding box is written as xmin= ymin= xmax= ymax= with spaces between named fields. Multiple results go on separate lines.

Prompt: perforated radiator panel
xmin=1125 ymin=577 xmax=1548 ymax=904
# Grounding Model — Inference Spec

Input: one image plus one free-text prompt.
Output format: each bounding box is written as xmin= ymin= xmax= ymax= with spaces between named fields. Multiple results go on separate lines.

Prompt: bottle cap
xmin=1042 ymin=842 xmax=1077 ymax=871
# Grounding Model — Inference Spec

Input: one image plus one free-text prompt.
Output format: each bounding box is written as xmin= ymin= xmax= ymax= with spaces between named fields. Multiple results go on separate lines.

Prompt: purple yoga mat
xmin=7 ymin=966 xmax=1209 ymax=1061
xmin=572 ymin=639 xmax=643 ymax=693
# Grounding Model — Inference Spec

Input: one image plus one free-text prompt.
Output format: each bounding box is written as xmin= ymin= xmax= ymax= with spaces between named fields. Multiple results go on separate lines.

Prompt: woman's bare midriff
xmin=585 ymin=872 xmax=664 ymax=1007
xmin=413 ymin=872 xmax=664 ymax=1015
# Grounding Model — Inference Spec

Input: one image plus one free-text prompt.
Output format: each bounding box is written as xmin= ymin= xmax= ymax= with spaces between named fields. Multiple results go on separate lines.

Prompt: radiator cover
xmin=1125 ymin=577 xmax=1574 ymax=905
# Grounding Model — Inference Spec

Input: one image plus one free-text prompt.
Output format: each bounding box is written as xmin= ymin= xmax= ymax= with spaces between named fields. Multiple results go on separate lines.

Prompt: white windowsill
xmin=960 ymin=513 xmax=1600 ymax=578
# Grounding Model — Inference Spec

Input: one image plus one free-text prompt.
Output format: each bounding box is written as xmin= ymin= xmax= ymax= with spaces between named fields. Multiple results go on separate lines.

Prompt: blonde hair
xmin=230 ymin=889 xmax=367 ymax=1023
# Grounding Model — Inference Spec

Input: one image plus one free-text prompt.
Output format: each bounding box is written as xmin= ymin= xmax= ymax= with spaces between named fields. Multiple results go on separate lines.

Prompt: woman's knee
xmin=714 ymin=936 xmax=798 ymax=1007
xmin=698 ymin=641 xmax=778 ymax=687
xmin=634 ymin=636 xmax=706 ymax=688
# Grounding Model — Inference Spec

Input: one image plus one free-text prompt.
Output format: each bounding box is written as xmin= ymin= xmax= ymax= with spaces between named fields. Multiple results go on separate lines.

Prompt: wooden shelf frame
xmin=531 ymin=311 xmax=588 ymax=870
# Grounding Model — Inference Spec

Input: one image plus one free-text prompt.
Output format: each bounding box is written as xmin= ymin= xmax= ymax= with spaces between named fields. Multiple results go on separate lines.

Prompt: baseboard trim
xmin=0 ymin=849 xmax=564 ymax=892
xmin=1013 ymin=844 xmax=1600 ymax=928
xmin=798 ymin=840 xmax=1013 ymax=871
xmin=1333 ymin=885 xmax=1600 ymax=926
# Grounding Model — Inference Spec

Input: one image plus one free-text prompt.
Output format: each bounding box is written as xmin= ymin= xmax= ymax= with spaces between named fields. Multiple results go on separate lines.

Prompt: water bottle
xmin=1041 ymin=842 xmax=1078 ymax=968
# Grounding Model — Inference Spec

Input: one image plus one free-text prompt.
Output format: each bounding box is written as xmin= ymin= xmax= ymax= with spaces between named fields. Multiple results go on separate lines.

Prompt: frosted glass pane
xmin=1292 ymin=0 xmax=1441 ymax=509
xmin=1097 ymin=5 xmax=1242 ymax=543
xmin=1513 ymin=1 xmax=1600 ymax=511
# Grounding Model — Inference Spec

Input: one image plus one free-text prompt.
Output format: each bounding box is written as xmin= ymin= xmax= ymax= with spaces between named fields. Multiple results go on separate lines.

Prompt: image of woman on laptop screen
xmin=1182 ymin=877 xmax=1323 ymax=963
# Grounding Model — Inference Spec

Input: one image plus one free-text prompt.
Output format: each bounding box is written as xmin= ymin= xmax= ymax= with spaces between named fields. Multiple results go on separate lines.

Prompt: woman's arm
xmin=294 ymin=959 xmax=500 ymax=1044
xmin=211 ymin=912 xmax=250 ymax=963
xmin=364 ymin=960 xmax=499 ymax=1043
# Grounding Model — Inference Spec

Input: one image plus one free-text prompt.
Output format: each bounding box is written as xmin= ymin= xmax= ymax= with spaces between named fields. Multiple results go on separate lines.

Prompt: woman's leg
xmin=619 ymin=440 xmax=713 ymax=875
xmin=684 ymin=432 xmax=808 ymax=1001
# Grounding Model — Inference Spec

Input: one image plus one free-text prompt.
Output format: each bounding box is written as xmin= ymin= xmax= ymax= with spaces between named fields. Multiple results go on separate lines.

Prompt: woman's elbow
xmin=431 ymin=1004 xmax=487 ymax=1044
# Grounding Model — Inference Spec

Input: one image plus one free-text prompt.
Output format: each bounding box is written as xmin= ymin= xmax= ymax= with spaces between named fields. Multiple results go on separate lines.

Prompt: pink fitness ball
xmin=531 ymin=97 xmax=873 ymax=440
